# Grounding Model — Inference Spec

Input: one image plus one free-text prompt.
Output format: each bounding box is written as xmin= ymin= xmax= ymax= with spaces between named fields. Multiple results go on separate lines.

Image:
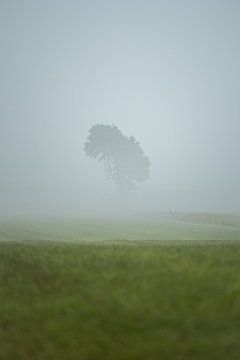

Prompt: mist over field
xmin=1 ymin=0 xmax=240 ymax=217
xmin=1 ymin=3 xmax=240 ymax=359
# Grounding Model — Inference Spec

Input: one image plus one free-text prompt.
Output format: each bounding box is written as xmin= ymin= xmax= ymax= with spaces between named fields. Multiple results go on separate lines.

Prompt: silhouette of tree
xmin=84 ymin=124 xmax=150 ymax=192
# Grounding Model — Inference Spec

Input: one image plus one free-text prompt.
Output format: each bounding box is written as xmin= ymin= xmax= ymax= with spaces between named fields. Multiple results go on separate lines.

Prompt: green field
xmin=1 ymin=213 xmax=240 ymax=359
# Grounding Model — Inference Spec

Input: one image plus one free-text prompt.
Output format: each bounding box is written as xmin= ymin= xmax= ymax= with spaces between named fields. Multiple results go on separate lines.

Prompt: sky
xmin=0 ymin=0 xmax=240 ymax=215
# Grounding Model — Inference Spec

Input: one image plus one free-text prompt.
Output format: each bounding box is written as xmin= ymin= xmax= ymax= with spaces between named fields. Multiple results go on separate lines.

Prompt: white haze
xmin=0 ymin=0 xmax=240 ymax=216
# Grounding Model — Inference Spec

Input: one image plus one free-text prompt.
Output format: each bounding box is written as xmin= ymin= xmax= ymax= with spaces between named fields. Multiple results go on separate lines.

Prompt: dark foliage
xmin=84 ymin=124 xmax=150 ymax=192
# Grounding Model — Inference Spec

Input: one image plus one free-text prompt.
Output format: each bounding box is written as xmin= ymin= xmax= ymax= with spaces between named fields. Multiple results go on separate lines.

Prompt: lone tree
xmin=84 ymin=124 xmax=150 ymax=193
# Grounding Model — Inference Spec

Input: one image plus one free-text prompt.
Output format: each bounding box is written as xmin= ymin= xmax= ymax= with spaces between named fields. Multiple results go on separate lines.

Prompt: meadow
xmin=0 ymin=212 xmax=240 ymax=359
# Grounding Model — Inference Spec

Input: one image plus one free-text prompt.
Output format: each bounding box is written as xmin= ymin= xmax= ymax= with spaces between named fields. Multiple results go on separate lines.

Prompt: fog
xmin=1 ymin=0 xmax=240 ymax=217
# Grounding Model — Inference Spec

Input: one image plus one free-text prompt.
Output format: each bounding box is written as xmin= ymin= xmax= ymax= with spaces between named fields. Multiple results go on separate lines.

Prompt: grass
xmin=1 ymin=212 xmax=240 ymax=242
xmin=0 ymin=213 xmax=240 ymax=359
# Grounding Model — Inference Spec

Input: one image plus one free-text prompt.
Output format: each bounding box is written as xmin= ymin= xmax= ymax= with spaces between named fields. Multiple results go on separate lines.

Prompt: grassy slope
xmin=0 ymin=214 xmax=240 ymax=359
xmin=1 ymin=212 xmax=240 ymax=242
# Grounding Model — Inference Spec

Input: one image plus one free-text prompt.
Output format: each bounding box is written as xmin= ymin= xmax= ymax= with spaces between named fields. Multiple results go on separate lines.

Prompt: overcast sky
xmin=1 ymin=0 xmax=240 ymax=215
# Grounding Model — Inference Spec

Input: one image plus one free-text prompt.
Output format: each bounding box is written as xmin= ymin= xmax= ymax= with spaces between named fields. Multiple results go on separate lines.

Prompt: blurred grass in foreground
xmin=0 ymin=240 xmax=240 ymax=360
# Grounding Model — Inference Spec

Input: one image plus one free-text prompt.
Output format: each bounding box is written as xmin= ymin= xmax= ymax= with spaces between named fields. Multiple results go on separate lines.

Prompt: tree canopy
xmin=84 ymin=124 xmax=150 ymax=192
